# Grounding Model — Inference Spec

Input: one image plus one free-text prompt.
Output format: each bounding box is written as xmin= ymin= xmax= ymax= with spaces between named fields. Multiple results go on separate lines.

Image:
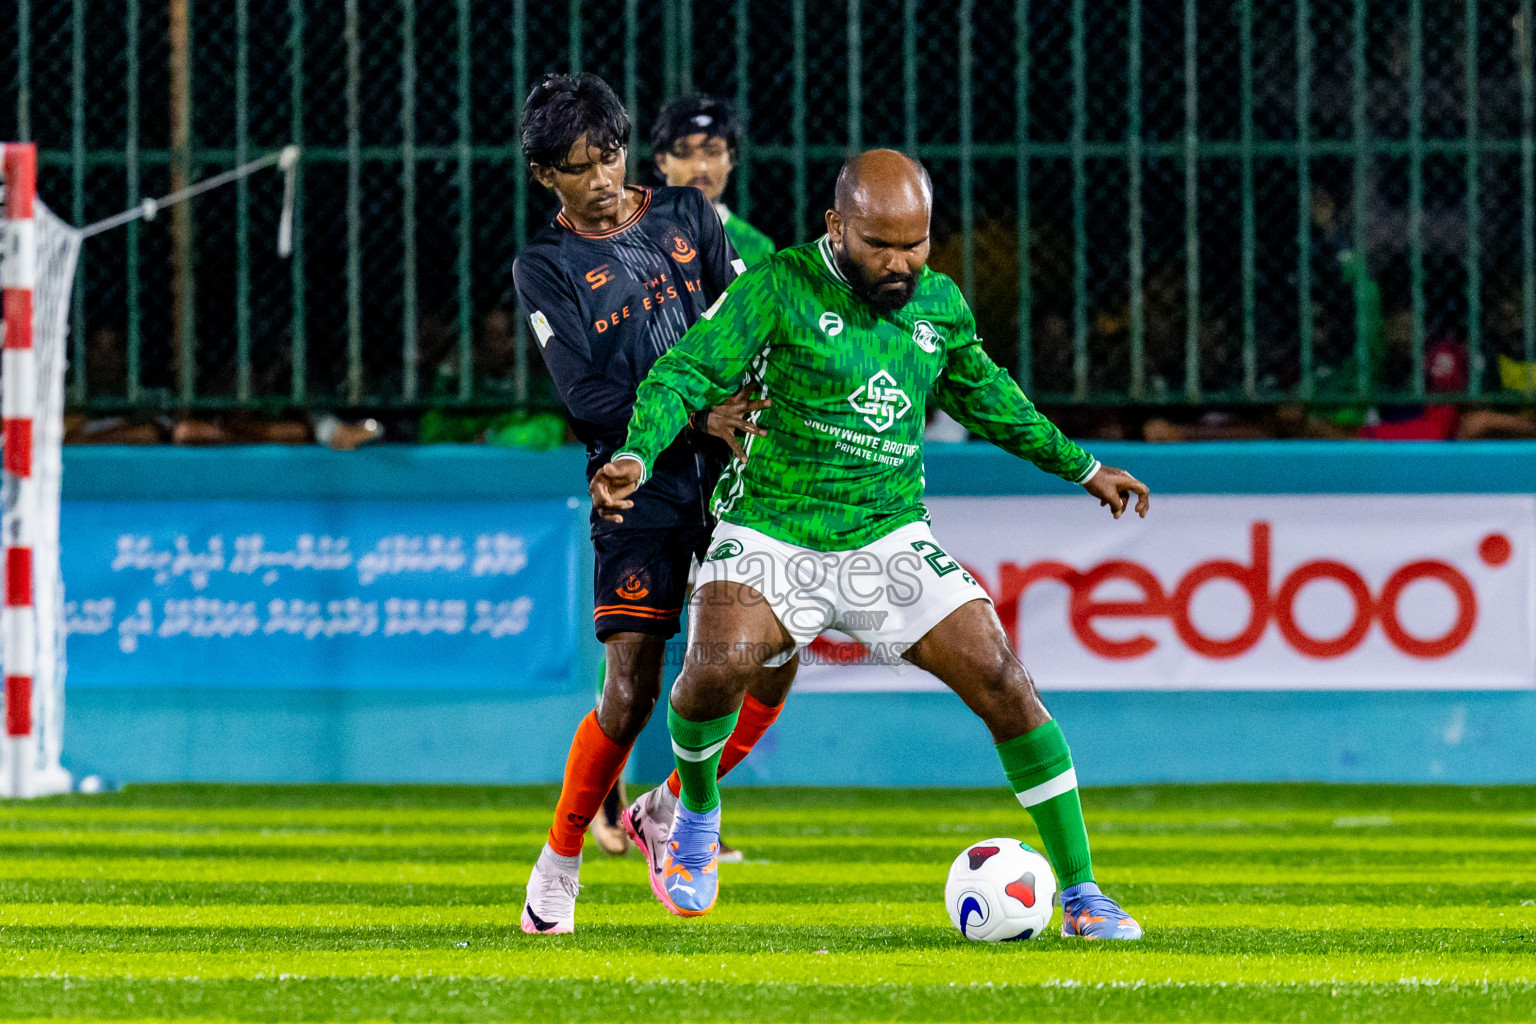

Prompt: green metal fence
xmin=5 ymin=0 xmax=1536 ymax=413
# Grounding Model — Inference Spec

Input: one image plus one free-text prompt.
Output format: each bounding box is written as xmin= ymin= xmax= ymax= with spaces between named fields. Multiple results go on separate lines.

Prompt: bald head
xmin=833 ymin=149 xmax=933 ymax=219
xmin=824 ymin=151 xmax=932 ymax=314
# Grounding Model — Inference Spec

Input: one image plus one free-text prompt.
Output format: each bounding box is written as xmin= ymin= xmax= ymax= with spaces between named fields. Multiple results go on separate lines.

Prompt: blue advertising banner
xmin=47 ymin=445 xmax=1536 ymax=783
xmin=60 ymin=498 xmax=584 ymax=691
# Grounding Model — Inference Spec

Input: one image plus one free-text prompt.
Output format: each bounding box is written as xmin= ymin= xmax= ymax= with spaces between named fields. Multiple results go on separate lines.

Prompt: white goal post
xmin=1 ymin=143 xmax=77 ymax=797
xmin=0 ymin=142 xmax=298 ymax=798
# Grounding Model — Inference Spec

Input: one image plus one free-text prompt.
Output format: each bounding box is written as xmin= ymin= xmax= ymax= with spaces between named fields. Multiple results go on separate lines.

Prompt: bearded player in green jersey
xmin=592 ymin=150 xmax=1150 ymax=939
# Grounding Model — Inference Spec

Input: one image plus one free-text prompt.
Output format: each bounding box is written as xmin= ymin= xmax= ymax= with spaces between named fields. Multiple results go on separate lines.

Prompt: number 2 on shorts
xmin=911 ymin=539 xmax=959 ymax=577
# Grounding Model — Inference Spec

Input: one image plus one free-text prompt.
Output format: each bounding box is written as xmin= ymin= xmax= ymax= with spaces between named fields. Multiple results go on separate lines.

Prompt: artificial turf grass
xmin=0 ymin=783 xmax=1532 ymax=1023
xmin=4 ymin=979 xmax=1536 ymax=1024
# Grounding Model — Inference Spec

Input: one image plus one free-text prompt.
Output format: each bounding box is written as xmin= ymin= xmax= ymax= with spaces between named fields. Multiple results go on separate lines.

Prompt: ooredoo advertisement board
xmin=796 ymin=494 xmax=1536 ymax=691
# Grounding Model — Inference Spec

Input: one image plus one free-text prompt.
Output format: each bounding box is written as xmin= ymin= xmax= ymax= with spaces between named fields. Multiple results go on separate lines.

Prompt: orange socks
xmin=666 ymin=693 xmax=783 ymax=798
xmin=548 ymin=711 xmax=631 ymax=857
xmin=548 ymin=693 xmax=781 ymax=851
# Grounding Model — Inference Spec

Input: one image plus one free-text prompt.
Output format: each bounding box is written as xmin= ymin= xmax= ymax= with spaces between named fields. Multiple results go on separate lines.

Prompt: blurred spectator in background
xmin=417 ymin=304 xmax=565 ymax=449
xmin=1142 ymin=410 xmax=1277 ymax=443
xmin=66 ymin=324 xmax=316 ymax=446
xmin=651 ymin=95 xmax=777 ymax=268
xmin=1307 ymin=187 xmax=1386 ymax=405
xmin=927 ymin=221 xmax=1029 ymax=384
xmin=1456 ymin=280 xmax=1536 ymax=439
xmin=1358 ymin=328 xmax=1465 ymax=440
xmin=65 ymin=326 xmax=164 ymax=444
xmin=1489 ymin=278 xmax=1536 ymax=406
xmin=163 ymin=327 xmax=359 ymax=448
xmin=1340 ymin=323 xmax=1535 ymax=441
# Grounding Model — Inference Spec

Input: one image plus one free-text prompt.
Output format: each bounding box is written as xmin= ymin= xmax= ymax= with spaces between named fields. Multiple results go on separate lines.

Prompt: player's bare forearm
xmin=1083 ymin=464 xmax=1151 ymax=520
xmin=699 ymin=385 xmax=771 ymax=463
xmin=591 ymin=460 xmax=644 ymax=523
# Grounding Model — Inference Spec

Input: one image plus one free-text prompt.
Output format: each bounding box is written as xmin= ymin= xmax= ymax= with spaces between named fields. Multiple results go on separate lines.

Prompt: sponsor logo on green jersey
xmin=848 ymin=369 xmax=912 ymax=433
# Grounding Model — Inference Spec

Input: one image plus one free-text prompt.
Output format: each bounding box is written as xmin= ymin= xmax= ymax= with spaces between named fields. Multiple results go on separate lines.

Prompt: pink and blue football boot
xmin=1060 ymin=881 xmax=1143 ymax=940
xmin=657 ymin=803 xmax=721 ymax=917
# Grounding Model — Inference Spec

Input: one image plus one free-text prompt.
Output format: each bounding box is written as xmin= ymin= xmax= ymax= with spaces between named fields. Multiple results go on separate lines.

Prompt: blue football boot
xmin=1060 ymin=881 xmax=1143 ymax=940
xmin=657 ymin=803 xmax=721 ymax=917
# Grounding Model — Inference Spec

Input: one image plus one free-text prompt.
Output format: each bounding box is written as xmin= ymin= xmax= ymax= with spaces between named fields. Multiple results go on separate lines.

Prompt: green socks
xmin=668 ymin=703 xmax=739 ymax=813
xmin=996 ymin=719 xmax=1095 ymax=888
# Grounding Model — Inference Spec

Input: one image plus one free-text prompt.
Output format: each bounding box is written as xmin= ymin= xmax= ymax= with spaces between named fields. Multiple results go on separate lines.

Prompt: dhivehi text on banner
xmin=795 ymin=494 xmax=1536 ymax=692
xmin=59 ymin=499 xmax=583 ymax=691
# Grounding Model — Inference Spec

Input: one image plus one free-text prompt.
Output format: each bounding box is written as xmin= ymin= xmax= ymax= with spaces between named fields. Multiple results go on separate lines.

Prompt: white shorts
xmin=690 ymin=519 xmax=992 ymax=672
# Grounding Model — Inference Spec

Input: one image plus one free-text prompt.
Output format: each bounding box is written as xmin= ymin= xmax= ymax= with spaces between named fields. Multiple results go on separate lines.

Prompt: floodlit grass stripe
xmin=0 ymin=1019 xmax=528 ymax=1024
xmin=4 ymin=948 xmax=1534 ymax=986
xmin=1 ymin=878 xmax=1526 ymax=911
xmin=2 ymin=784 xmax=1534 ymax=1022
xmin=4 ymin=980 xmax=1535 ymax=1024
xmin=0 ymin=1020 xmax=269 ymax=1024
xmin=3 ymin=856 xmax=1532 ymax=887
xmin=6 ymin=981 xmax=1536 ymax=1024
xmin=4 ymin=902 xmax=1535 ymax=931
xmin=0 ymin=828 xmax=1530 ymax=857
xmin=3 ymin=804 xmax=1534 ymax=830
xmin=0 ymin=829 xmax=549 ymax=850
xmin=41 ymin=1020 xmax=471 ymax=1024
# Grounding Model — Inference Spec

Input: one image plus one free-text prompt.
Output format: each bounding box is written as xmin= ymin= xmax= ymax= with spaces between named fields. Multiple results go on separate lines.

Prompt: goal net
xmin=1 ymin=144 xmax=78 ymax=797
xmin=0 ymin=142 xmax=297 ymax=797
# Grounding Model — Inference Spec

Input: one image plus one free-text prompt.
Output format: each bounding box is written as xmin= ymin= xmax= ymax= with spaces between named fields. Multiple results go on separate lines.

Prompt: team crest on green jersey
xmin=818 ymin=311 xmax=845 ymax=337
xmin=848 ymin=370 xmax=912 ymax=433
xmin=707 ymin=539 xmax=744 ymax=561
xmin=912 ymin=319 xmax=941 ymax=353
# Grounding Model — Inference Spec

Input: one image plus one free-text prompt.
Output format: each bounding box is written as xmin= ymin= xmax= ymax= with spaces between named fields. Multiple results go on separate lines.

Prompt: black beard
xmin=833 ymin=241 xmax=916 ymax=314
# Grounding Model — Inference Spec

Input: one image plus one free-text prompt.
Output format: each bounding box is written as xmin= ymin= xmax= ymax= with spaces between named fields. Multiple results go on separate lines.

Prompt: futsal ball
xmin=945 ymin=838 xmax=1057 ymax=941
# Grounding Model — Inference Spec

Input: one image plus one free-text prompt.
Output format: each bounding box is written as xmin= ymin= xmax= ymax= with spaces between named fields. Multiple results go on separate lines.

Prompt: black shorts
xmin=592 ymin=521 xmax=713 ymax=642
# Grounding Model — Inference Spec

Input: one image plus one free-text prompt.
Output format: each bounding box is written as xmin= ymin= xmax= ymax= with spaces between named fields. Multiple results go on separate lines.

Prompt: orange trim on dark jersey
xmin=557 ymin=186 xmax=652 ymax=239
xmin=594 ymin=603 xmax=683 ymax=619
xmin=594 ymin=603 xmax=683 ymax=615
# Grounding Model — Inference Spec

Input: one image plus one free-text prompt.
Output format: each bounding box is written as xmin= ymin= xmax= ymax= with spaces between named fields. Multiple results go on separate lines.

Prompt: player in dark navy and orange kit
xmin=513 ymin=74 xmax=793 ymax=935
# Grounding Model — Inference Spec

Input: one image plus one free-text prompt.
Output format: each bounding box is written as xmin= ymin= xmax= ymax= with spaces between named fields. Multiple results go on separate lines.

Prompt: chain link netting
xmin=1 ymin=0 xmax=1533 ymax=412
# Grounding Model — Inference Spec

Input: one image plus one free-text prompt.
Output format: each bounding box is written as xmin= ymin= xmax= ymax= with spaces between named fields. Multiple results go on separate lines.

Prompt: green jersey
xmin=718 ymin=205 xmax=776 ymax=267
xmin=617 ymin=236 xmax=1097 ymax=551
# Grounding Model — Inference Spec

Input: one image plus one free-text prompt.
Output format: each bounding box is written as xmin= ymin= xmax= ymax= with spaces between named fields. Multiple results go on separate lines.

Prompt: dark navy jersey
xmin=512 ymin=184 xmax=743 ymax=532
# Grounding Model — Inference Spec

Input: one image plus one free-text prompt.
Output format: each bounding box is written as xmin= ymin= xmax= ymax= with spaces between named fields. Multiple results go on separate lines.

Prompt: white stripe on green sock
xmin=1015 ymin=766 xmax=1079 ymax=808
xmin=995 ymin=720 xmax=1095 ymax=888
xmin=667 ymin=703 xmax=739 ymax=813
xmin=671 ymin=737 xmax=729 ymax=763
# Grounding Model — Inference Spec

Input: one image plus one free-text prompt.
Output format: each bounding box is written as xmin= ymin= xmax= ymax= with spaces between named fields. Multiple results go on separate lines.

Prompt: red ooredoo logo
xmin=983 ymin=523 xmax=1511 ymax=661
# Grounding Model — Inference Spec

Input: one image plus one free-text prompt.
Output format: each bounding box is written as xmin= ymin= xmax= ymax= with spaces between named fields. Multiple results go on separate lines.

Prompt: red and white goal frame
xmin=0 ymin=141 xmax=293 ymax=797
xmin=2 ymin=143 xmax=76 ymax=797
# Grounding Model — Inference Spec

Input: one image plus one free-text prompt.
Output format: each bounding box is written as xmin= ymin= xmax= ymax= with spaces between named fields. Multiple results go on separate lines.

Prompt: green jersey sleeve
xmin=932 ymin=303 xmax=1099 ymax=485
xmin=615 ymin=260 xmax=778 ymax=479
xmin=722 ymin=213 xmax=776 ymax=268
